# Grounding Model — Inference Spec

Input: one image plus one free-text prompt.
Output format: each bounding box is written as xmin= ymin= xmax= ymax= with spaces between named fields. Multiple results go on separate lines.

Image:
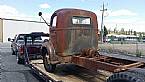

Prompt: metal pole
xmin=0 ymin=19 xmax=3 ymax=42
xmin=100 ymin=3 xmax=107 ymax=43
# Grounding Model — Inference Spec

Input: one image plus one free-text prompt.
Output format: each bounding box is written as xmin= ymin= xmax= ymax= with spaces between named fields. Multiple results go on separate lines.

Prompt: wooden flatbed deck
xmin=29 ymin=59 xmax=110 ymax=82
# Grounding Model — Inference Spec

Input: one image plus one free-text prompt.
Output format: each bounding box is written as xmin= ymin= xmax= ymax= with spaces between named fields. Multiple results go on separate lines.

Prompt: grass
xmin=98 ymin=43 xmax=145 ymax=57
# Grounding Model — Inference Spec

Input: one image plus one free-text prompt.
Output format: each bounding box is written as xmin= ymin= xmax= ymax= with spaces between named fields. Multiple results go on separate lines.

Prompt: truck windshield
xmin=72 ymin=16 xmax=91 ymax=25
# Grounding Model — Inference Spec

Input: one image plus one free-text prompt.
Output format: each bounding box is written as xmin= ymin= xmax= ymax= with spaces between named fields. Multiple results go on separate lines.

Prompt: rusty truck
xmin=25 ymin=8 xmax=145 ymax=82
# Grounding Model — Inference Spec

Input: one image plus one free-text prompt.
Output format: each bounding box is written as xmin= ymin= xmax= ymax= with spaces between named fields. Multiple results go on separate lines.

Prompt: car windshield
xmin=17 ymin=35 xmax=42 ymax=44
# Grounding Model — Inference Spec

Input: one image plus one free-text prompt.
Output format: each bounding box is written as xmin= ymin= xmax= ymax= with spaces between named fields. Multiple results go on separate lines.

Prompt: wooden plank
xmin=30 ymin=59 xmax=108 ymax=82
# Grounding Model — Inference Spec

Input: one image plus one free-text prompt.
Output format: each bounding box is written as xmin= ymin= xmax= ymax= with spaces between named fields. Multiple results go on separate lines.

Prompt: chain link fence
xmin=98 ymin=41 xmax=145 ymax=57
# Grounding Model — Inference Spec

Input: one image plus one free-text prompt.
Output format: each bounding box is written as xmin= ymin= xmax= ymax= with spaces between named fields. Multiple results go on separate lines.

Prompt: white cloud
xmin=94 ymin=9 xmax=145 ymax=32
xmin=105 ymin=18 xmax=137 ymax=24
xmin=0 ymin=5 xmax=52 ymax=23
xmin=39 ymin=3 xmax=50 ymax=9
xmin=104 ymin=18 xmax=145 ymax=32
xmin=95 ymin=9 xmax=137 ymax=17
xmin=81 ymin=0 xmax=85 ymax=2
xmin=0 ymin=5 xmax=40 ymax=21
xmin=109 ymin=9 xmax=137 ymax=17
xmin=0 ymin=5 xmax=19 ymax=18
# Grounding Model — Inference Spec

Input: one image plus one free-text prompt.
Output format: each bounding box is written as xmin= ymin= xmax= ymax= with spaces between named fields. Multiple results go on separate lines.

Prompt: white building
xmin=0 ymin=18 xmax=49 ymax=42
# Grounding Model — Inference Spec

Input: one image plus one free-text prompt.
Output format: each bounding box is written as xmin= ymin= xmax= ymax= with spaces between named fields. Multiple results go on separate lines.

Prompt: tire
xmin=17 ymin=58 xmax=25 ymax=64
xmin=127 ymin=68 xmax=145 ymax=80
xmin=42 ymin=48 xmax=56 ymax=73
xmin=106 ymin=71 xmax=145 ymax=82
xmin=16 ymin=54 xmax=25 ymax=64
xmin=12 ymin=49 xmax=15 ymax=55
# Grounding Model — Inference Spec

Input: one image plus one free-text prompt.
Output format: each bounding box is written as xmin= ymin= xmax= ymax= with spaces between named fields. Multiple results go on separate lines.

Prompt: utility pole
xmin=0 ymin=18 xmax=3 ymax=42
xmin=100 ymin=3 xmax=107 ymax=43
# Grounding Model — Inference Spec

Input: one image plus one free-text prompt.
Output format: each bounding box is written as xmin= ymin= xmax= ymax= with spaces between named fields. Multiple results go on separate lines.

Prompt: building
xmin=106 ymin=34 xmax=139 ymax=43
xmin=0 ymin=18 xmax=49 ymax=42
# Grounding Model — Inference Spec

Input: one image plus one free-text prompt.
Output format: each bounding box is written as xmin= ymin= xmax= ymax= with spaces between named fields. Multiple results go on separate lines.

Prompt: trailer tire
xmin=127 ymin=68 xmax=145 ymax=80
xmin=42 ymin=48 xmax=56 ymax=73
xmin=106 ymin=71 xmax=145 ymax=82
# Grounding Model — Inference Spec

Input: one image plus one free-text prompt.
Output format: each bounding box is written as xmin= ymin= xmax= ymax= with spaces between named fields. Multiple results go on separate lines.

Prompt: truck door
xmin=49 ymin=14 xmax=57 ymax=49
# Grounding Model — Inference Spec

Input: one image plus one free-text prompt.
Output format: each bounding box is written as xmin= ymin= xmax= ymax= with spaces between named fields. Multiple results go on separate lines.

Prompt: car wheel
xmin=17 ymin=58 xmax=25 ymax=64
xmin=16 ymin=54 xmax=25 ymax=64
xmin=12 ymin=49 xmax=15 ymax=55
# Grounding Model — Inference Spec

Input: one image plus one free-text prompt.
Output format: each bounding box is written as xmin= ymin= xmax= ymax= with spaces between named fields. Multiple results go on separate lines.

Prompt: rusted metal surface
xmin=49 ymin=9 xmax=98 ymax=56
xmin=71 ymin=49 xmax=145 ymax=72
xmin=43 ymin=8 xmax=145 ymax=73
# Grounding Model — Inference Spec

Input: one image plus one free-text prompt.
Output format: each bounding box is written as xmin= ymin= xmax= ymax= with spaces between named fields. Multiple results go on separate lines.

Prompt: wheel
xmin=41 ymin=40 xmax=57 ymax=73
xmin=17 ymin=57 xmax=25 ymax=64
xmin=12 ymin=49 xmax=15 ymax=55
xmin=43 ymin=52 xmax=56 ymax=73
xmin=16 ymin=54 xmax=25 ymax=64
xmin=17 ymin=58 xmax=25 ymax=64
xmin=127 ymin=68 xmax=145 ymax=81
xmin=106 ymin=71 xmax=145 ymax=82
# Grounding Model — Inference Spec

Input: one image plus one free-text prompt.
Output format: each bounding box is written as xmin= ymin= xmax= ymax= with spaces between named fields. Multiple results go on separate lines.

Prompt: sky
xmin=0 ymin=0 xmax=145 ymax=32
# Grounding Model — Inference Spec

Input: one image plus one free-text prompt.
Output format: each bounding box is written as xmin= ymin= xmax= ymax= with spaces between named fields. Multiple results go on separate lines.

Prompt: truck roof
xmin=50 ymin=8 xmax=98 ymax=28
xmin=53 ymin=8 xmax=96 ymax=15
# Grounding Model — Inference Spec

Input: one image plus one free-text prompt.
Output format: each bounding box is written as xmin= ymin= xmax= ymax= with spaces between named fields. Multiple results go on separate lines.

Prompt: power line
xmin=0 ymin=18 xmax=45 ymax=23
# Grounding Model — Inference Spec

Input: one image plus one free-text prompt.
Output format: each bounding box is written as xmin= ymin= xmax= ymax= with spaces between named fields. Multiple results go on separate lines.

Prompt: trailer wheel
xmin=106 ymin=71 xmax=145 ymax=82
xmin=42 ymin=48 xmax=56 ymax=73
xmin=127 ymin=68 xmax=145 ymax=80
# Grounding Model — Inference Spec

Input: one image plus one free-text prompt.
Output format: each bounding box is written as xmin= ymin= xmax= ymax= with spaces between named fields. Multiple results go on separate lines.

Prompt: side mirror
xmin=38 ymin=12 xmax=50 ymax=26
xmin=38 ymin=12 xmax=42 ymax=16
xmin=8 ymin=38 xmax=11 ymax=41
xmin=8 ymin=38 xmax=14 ymax=42
xmin=12 ymin=39 xmax=14 ymax=42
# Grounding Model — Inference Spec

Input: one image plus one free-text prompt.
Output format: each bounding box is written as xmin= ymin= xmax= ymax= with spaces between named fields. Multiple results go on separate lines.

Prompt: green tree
xmin=108 ymin=28 xmax=111 ymax=34
xmin=139 ymin=33 xmax=142 ymax=42
xmin=134 ymin=31 xmax=137 ymax=36
xmin=103 ymin=25 xmax=108 ymax=37
xmin=128 ymin=29 xmax=130 ymax=35
xmin=103 ymin=25 xmax=108 ymax=42
xmin=131 ymin=29 xmax=133 ymax=35
xmin=114 ymin=27 xmax=117 ymax=33
xmin=120 ymin=28 xmax=125 ymax=34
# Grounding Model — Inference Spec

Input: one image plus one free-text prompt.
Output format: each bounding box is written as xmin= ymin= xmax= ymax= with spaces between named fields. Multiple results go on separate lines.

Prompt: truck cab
xmin=49 ymin=9 xmax=98 ymax=56
xmin=41 ymin=8 xmax=99 ymax=72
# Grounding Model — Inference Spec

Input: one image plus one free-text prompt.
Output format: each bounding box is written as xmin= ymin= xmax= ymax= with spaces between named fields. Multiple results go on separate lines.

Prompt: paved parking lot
xmin=1 ymin=42 xmax=145 ymax=82
xmin=0 ymin=43 xmax=43 ymax=82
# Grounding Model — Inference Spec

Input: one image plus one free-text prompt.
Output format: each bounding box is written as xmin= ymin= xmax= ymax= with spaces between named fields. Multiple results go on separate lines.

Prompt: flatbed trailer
xmin=28 ymin=53 xmax=145 ymax=82
xmin=28 ymin=59 xmax=110 ymax=82
xmin=23 ymin=32 xmax=110 ymax=82
xmin=24 ymin=9 xmax=145 ymax=82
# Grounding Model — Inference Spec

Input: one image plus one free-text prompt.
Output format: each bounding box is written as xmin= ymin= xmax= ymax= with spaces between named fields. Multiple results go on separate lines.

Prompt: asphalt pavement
xmin=1 ymin=42 xmax=144 ymax=82
xmin=0 ymin=43 xmax=44 ymax=82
